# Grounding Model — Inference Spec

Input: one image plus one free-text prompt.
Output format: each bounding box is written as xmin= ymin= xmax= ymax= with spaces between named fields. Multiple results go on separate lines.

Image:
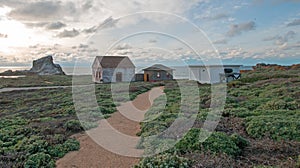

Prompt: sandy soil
xmin=56 ymin=86 xmax=165 ymax=168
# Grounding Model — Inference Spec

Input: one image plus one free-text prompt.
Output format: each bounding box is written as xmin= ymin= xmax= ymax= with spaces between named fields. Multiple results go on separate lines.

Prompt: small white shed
xmin=188 ymin=65 xmax=242 ymax=84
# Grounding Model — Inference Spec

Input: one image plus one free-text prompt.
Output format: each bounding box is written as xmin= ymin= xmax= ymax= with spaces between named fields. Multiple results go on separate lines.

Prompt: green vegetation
xmin=1 ymin=66 xmax=300 ymax=167
xmin=136 ymin=67 xmax=300 ymax=167
xmin=0 ymin=75 xmax=75 ymax=88
xmin=0 ymin=79 xmax=161 ymax=167
xmin=135 ymin=153 xmax=191 ymax=168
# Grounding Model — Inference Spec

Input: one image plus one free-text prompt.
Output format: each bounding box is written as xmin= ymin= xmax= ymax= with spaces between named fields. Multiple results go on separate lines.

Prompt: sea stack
xmin=29 ymin=55 xmax=65 ymax=75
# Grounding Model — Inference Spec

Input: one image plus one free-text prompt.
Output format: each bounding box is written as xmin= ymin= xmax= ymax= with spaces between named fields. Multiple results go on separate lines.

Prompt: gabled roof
xmin=143 ymin=64 xmax=174 ymax=71
xmin=93 ymin=56 xmax=135 ymax=68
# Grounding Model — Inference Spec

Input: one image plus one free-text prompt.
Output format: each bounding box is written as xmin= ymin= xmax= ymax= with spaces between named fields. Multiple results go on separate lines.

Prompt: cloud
xmin=82 ymin=16 xmax=118 ymax=34
xmin=78 ymin=44 xmax=89 ymax=48
xmin=114 ymin=43 xmax=132 ymax=50
xmin=149 ymin=39 xmax=157 ymax=43
xmin=82 ymin=26 xmax=97 ymax=34
xmin=56 ymin=28 xmax=80 ymax=38
xmin=98 ymin=16 xmax=119 ymax=29
xmin=226 ymin=21 xmax=256 ymax=37
xmin=263 ymin=36 xmax=278 ymax=41
xmin=45 ymin=21 xmax=66 ymax=30
xmin=8 ymin=1 xmax=63 ymax=21
xmin=263 ymin=30 xmax=296 ymax=46
xmin=199 ymin=13 xmax=229 ymax=21
xmin=0 ymin=0 xmax=26 ymax=8
xmin=25 ymin=21 xmax=66 ymax=30
xmin=287 ymin=19 xmax=300 ymax=27
xmin=0 ymin=33 xmax=8 ymax=38
xmin=213 ymin=39 xmax=227 ymax=44
xmin=82 ymin=0 xmax=94 ymax=11
xmin=24 ymin=22 xmax=48 ymax=28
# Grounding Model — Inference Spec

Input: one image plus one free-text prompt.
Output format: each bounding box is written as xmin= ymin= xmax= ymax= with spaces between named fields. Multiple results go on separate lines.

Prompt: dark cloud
xmin=79 ymin=44 xmax=89 ymax=48
xmin=0 ymin=0 xmax=26 ymax=8
xmin=0 ymin=33 xmax=8 ymax=38
xmin=45 ymin=21 xmax=66 ymax=30
xmin=213 ymin=39 xmax=227 ymax=44
xmin=8 ymin=1 xmax=63 ymax=21
xmin=285 ymin=30 xmax=296 ymax=39
xmin=287 ymin=19 xmax=300 ymax=27
xmin=56 ymin=28 xmax=80 ymax=38
xmin=227 ymin=21 xmax=256 ymax=37
xmin=82 ymin=0 xmax=94 ymax=11
xmin=82 ymin=16 xmax=118 ymax=34
xmin=263 ymin=30 xmax=296 ymax=46
xmin=24 ymin=22 xmax=48 ymax=28
xmin=98 ymin=16 xmax=119 ymax=29
xmin=82 ymin=26 xmax=97 ymax=34
xmin=25 ymin=21 xmax=66 ymax=30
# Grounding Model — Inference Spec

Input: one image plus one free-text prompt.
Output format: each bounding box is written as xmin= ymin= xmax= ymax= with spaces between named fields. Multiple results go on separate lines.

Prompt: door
xmin=116 ymin=72 xmax=122 ymax=82
xmin=144 ymin=73 xmax=150 ymax=82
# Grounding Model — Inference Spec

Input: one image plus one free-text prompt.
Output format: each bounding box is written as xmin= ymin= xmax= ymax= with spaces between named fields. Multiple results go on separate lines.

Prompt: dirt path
xmin=56 ymin=86 xmax=165 ymax=168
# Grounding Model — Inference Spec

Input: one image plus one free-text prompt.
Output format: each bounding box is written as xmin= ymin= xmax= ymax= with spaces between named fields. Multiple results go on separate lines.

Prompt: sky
xmin=0 ymin=0 xmax=299 ymax=67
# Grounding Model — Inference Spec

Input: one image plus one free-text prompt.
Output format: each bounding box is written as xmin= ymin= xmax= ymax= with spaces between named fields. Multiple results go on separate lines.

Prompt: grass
xmin=0 ymin=79 xmax=162 ymax=167
xmin=0 ymin=75 xmax=74 ymax=88
xmin=135 ymin=66 xmax=300 ymax=167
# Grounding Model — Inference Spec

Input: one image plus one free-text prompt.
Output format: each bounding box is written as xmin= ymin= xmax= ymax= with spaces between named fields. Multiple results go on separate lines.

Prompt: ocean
xmin=0 ymin=66 xmax=190 ymax=79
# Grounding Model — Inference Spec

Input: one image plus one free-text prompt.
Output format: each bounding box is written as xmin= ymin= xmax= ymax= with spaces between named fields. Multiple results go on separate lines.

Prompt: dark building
xmin=135 ymin=73 xmax=144 ymax=82
xmin=143 ymin=64 xmax=174 ymax=82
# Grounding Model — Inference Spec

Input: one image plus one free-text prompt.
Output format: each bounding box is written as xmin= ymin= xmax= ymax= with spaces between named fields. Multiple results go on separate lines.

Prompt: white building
xmin=189 ymin=65 xmax=242 ymax=84
xmin=92 ymin=56 xmax=135 ymax=83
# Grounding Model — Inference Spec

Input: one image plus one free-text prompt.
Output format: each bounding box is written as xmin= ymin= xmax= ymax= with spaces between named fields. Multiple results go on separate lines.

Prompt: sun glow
xmin=0 ymin=6 xmax=53 ymax=54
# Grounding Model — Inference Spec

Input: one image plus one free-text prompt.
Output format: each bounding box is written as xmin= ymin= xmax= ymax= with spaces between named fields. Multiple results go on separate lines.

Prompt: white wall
xmin=189 ymin=66 xmax=241 ymax=84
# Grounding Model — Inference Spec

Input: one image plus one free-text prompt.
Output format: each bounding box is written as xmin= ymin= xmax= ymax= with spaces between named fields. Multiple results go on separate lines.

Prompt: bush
xmin=202 ymin=132 xmax=242 ymax=156
xmin=175 ymin=129 xmax=248 ymax=156
xmin=48 ymin=138 xmax=80 ymax=158
xmin=134 ymin=153 xmax=191 ymax=168
xmin=259 ymin=99 xmax=299 ymax=110
xmin=245 ymin=115 xmax=300 ymax=141
xmin=24 ymin=152 xmax=55 ymax=168
xmin=230 ymin=133 xmax=249 ymax=149
xmin=63 ymin=120 xmax=83 ymax=132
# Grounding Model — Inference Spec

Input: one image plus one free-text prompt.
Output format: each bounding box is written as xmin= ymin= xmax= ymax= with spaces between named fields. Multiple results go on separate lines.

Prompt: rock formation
xmin=29 ymin=55 xmax=65 ymax=75
xmin=0 ymin=55 xmax=65 ymax=76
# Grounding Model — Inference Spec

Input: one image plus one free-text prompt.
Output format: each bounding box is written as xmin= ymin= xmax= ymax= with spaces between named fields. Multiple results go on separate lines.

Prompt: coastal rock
xmin=0 ymin=55 xmax=65 ymax=76
xmin=29 ymin=55 xmax=65 ymax=75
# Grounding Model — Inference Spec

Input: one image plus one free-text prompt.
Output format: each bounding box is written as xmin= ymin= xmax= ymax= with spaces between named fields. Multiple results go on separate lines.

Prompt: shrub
xmin=134 ymin=153 xmax=191 ymax=168
xmin=63 ymin=120 xmax=83 ymax=132
xmin=24 ymin=152 xmax=55 ymax=168
xmin=48 ymin=138 xmax=80 ymax=158
xmin=260 ymin=99 xmax=299 ymax=110
xmin=223 ymin=107 xmax=251 ymax=118
xmin=202 ymin=132 xmax=242 ymax=156
xmin=175 ymin=129 xmax=247 ymax=156
xmin=245 ymin=115 xmax=300 ymax=141
xmin=230 ymin=133 xmax=249 ymax=149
